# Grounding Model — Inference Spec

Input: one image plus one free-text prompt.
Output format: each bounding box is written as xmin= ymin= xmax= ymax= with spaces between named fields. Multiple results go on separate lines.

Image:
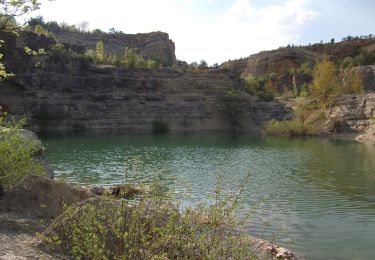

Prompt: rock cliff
xmin=325 ymin=93 xmax=375 ymax=141
xmin=52 ymin=30 xmax=176 ymax=66
xmin=0 ymin=31 xmax=292 ymax=134
xmin=0 ymin=66 xmax=291 ymax=134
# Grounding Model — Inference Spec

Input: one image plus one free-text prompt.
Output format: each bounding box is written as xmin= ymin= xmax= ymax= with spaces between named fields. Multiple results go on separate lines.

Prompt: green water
xmin=43 ymin=134 xmax=375 ymax=260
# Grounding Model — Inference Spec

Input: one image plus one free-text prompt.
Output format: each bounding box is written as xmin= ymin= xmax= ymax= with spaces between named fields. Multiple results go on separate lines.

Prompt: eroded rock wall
xmin=53 ymin=30 xmax=176 ymax=66
xmin=0 ymin=66 xmax=291 ymax=134
xmin=326 ymin=93 xmax=375 ymax=133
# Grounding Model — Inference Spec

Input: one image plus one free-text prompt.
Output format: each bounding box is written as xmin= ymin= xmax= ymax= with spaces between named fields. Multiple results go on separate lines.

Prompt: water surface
xmin=43 ymin=134 xmax=375 ymax=260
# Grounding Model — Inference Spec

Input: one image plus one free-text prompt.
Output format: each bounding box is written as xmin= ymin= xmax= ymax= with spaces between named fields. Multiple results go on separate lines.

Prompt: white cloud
xmin=36 ymin=0 xmax=318 ymax=64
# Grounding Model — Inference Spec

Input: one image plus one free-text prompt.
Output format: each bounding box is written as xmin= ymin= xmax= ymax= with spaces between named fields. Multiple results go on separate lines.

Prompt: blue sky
xmin=34 ymin=0 xmax=375 ymax=64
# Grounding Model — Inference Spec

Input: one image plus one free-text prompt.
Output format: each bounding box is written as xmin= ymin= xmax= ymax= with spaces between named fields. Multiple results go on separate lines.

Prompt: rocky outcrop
xmin=245 ymin=48 xmax=318 ymax=77
xmin=0 ymin=65 xmax=291 ymax=134
xmin=52 ymin=30 xmax=176 ymax=66
xmin=0 ymin=30 xmax=293 ymax=134
xmin=326 ymin=93 xmax=375 ymax=143
xmin=0 ymin=175 xmax=92 ymax=219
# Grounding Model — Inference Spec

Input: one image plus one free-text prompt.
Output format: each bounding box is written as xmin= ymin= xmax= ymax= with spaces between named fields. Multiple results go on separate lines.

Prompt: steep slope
xmin=226 ymin=38 xmax=375 ymax=76
xmin=0 ymin=31 xmax=291 ymax=134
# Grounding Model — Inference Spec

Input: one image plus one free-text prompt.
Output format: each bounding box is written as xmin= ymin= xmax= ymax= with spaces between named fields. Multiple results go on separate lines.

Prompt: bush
xmin=264 ymin=98 xmax=326 ymax=136
xmin=0 ymin=117 xmax=43 ymax=190
xmin=310 ymin=58 xmax=363 ymax=107
xmin=264 ymin=119 xmax=305 ymax=136
xmin=257 ymin=90 xmax=274 ymax=102
xmin=41 ymin=177 xmax=260 ymax=259
xmin=220 ymin=88 xmax=246 ymax=127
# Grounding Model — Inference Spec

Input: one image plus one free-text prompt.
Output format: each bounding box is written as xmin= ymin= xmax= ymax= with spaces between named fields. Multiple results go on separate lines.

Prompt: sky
xmin=33 ymin=0 xmax=375 ymax=64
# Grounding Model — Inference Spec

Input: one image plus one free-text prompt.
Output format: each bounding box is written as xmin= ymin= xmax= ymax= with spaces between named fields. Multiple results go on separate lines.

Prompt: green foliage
xmin=0 ymin=0 xmax=43 ymax=33
xmin=0 ymin=40 xmax=14 ymax=80
xmin=85 ymin=41 xmax=105 ymax=64
xmin=198 ymin=59 xmax=208 ymax=69
xmin=342 ymin=56 xmax=354 ymax=68
xmin=0 ymin=14 xmax=17 ymax=32
xmin=243 ymin=75 xmax=274 ymax=101
xmin=341 ymin=67 xmax=363 ymax=94
xmin=28 ymin=15 xmax=44 ymax=27
xmin=0 ymin=116 xmax=43 ymax=190
xmin=310 ymin=58 xmax=341 ymax=106
xmin=85 ymin=41 xmax=159 ymax=69
xmin=220 ymin=88 xmax=246 ymax=127
xmin=264 ymin=118 xmax=305 ymax=136
xmin=257 ymin=91 xmax=274 ymax=102
xmin=34 ymin=24 xmax=48 ymax=36
xmin=265 ymin=98 xmax=326 ymax=136
xmin=41 ymin=174 xmax=259 ymax=259
xmin=120 ymin=47 xmax=145 ymax=68
xmin=310 ymin=58 xmax=364 ymax=107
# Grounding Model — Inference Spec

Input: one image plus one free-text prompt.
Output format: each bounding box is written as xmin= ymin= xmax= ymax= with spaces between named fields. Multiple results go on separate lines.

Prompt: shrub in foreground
xmin=0 ymin=117 xmax=43 ymax=190
xmin=40 ymin=182 xmax=260 ymax=259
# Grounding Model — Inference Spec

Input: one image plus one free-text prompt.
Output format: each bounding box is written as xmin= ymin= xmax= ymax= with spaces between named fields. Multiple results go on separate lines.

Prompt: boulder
xmin=0 ymin=175 xmax=93 ymax=219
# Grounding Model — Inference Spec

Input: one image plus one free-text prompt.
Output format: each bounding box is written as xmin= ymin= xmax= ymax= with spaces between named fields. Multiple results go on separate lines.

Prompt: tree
xmin=1 ymin=0 xmax=49 ymax=80
xmin=342 ymin=56 xmax=353 ymax=68
xmin=342 ymin=68 xmax=363 ymax=94
xmin=311 ymin=58 xmax=339 ymax=105
xmin=95 ymin=41 xmax=105 ymax=63
xmin=0 ymin=0 xmax=44 ymax=33
xmin=198 ymin=59 xmax=208 ymax=69
xmin=28 ymin=15 xmax=44 ymax=27
xmin=0 ymin=117 xmax=43 ymax=190
xmin=85 ymin=41 xmax=106 ymax=64
xmin=34 ymin=24 xmax=47 ymax=35
xmin=78 ymin=21 xmax=89 ymax=33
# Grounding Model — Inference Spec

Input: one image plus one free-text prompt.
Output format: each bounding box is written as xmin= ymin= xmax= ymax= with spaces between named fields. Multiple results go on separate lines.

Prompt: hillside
xmin=0 ymin=31 xmax=290 ymax=134
xmin=224 ymin=38 xmax=375 ymax=93
xmin=226 ymin=37 xmax=375 ymax=76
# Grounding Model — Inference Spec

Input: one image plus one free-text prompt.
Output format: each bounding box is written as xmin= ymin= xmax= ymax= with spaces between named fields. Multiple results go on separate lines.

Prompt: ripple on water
xmin=44 ymin=135 xmax=375 ymax=260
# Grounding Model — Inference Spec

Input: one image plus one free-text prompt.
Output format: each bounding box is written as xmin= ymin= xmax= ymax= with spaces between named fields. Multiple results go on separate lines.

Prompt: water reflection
xmin=43 ymin=134 xmax=375 ymax=260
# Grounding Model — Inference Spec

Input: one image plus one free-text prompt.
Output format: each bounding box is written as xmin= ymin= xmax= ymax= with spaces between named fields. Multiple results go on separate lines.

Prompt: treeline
xmin=28 ymin=16 xmax=118 ymax=35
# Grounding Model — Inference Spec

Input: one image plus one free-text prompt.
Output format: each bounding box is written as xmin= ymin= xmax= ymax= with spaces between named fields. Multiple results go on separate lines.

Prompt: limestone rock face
xmin=53 ymin=30 xmax=176 ymax=66
xmin=326 ymin=94 xmax=375 ymax=143
xmin=355 ymin=65 xmax=375 ymax=92
xmin=245 ymin=48 xmax=318 ymax=77
xmin=356 ymin=124 xmax=375 ymax=144
xmin=0 ymin=65 xmax=291 ymax=134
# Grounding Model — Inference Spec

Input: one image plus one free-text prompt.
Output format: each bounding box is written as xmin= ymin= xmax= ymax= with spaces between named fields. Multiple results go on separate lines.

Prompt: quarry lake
xmin=43 ymin=134 xmax=375 ymax=260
